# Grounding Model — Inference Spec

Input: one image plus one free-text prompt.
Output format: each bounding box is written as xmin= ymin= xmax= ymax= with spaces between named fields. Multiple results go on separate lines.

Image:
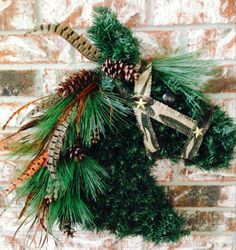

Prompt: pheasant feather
xmin=20 ymin=94 xmax=60 ymax=125
xmin=26 ymin=24 xmax=99 ymax=61
xmin=2 ymin=96 xmax=48 ymax=130
xmin=46 ymin=106 xmax=75 ymax=179
xmin=5 ymin=151 xmax=48 ymax=194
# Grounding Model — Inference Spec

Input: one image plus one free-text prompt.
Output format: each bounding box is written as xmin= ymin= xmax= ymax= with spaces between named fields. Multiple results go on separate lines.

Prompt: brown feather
xmin=26 ymin=24 xmax=99 ymax=61
xmin=46 ymin=105 xmax=75 ymax=179
xmin=2 ymin=96 xmax=48 ymax=130
xmin=5 ymin=151 xmax=48 ymax=194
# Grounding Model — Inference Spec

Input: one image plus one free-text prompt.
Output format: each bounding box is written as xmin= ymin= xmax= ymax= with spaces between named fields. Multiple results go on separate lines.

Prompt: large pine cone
xmin=57 ymin=70 xmax=99 ymax=97
xmin=101 ymin=59 xmax=139 ymax=82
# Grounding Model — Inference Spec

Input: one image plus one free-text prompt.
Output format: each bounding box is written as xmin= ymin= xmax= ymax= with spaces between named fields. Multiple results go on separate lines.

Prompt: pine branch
xmin=78 ymin=88 xmax=130 ymax=146
xmin=152 ymin=52 xmax=217 ymax=114
xmin=88 ymin=7 xmax=140 ymax=65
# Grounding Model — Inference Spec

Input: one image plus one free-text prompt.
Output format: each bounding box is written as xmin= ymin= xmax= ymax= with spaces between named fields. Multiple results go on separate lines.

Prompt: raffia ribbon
xmin=133 ymin=63 xmax=212 ymax=159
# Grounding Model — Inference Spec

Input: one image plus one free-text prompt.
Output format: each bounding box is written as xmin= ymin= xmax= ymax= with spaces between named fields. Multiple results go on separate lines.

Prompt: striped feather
xmin=46 ymin=106 xmax=75 ymax=179
xmin=0 ymin=119 xmax=39 ymax=145
xmin=20 ymin=94 xmax=60 ymax=125
xmin=5 ymin=151 xmax=48 ymax=194
xmin=26 ymin=24 xmax=99 ymax=61
xmin=2 ymin=96 xmax=49 ymax=130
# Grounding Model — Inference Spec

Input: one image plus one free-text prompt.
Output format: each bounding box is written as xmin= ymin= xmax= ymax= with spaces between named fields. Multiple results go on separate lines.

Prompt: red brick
xmin=152 ymin=0 xmax=236 ymax=25
xmin=179 ymin=210 xmax=236 ymax=231
xmin=39 ymin=0 xmax=147 ymax=28
xmin=0 ymin=34 xmax=73 ymax=64
xmin=0 ymin=231 xmax=118 ymax=250
xmin=61 ymin=232 xmax=117 ymax=250
xmin=0 ymin=70 xmax=37 ymax=96
xmin=179 ymin=162 xmax=236 ymax=182
xmin=0 ymin=208 xmax=23 ymax=231
xmin=211 ymin=96 xmax=236 ymax=119
xmin=135 ymin=29 xmax=236 ymax=60
xmin=151 ymin=159 xmax=175 ymax=182
xmin=167 ymin=185 xmax=236 ymax=207
xmin=147 ymin=235 xmax=233 ymax=250
xmin=119 ymin=236 xmax=144 ymax=250
xmin=204 ymin=64 xmax=236 ymax=93
xmin=0 ymin=161 xmax=22 ymax=184
xmin=0 ymin=98 xmax=38 ymax=128
xmin=0 ymin=0 xmax=35 ymax=30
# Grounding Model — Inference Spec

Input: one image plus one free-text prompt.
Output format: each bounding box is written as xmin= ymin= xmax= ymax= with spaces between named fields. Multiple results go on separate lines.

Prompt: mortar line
xmin=159 ymin=181 xmax=236 ymax=186
xmin=132 ymin=23 xmax=236 ymax=31
xmin=146 ymin=0 xmax=153 ymax=26
xmin=0 ymin=59 xmax=235 ymax=71
xmin=34 ymin=0 xmax=42 ymax=25
xmin=36 ymin=68 xmax=44 ymax=96
xmin=207 ymin=92 xmax=236 ymax=98
xmin=233 ymin=232 xmax=236 ymax=250
xmin=190 ymin=231 xmax=233 ymax=236
xmin=0 ymin=23 xmax=235 ymax=36
xmin=0 ymin=63 xmax=96 ymax=70
xmin=176 ymin=207 xmax=236 ymax=212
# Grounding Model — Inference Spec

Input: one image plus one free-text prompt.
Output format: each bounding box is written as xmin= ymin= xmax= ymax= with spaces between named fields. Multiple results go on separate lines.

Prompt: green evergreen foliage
xmin=6 ymin=6 xmax=236 ymax=246
xmin=151 ymin=57 xmax=236 ymax=170
xmin=88 ymin=7 xmax=140 ymax=65
xmin=12 ymin=96 xmax=73 ymax=158
xmin=84 ymin=115 xmax=190 ymax=244
xmin=17 ymin=154 xmax=109 ymax=231
xmin=78 ymin=89 xmax=130 ymax=146
xmin=152 ymin=52 xmax=217 ymax=114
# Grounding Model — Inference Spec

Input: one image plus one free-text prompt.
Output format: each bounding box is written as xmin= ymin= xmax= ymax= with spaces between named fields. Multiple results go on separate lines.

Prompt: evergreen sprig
xmin=78 ymin=89 xmax=130 ymax=146
xmin=12 ymin=96 xmax=73 ymax=159
xmin=7 ymin=6 xmax=236 ymax=246
xmin=88 ymin=7 xmax=140 ymax=65
xmin=152 ymin=52 xmax=217 ymax=114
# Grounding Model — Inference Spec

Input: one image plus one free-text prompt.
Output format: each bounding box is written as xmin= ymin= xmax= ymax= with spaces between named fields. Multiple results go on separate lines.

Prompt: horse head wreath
xmin=1 ymin=7 xmax=235 ymax=245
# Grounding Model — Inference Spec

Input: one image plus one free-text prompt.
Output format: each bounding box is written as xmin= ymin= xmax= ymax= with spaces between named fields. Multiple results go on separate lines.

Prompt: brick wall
xmin=0 ymin=1 xmax=235 ymax=249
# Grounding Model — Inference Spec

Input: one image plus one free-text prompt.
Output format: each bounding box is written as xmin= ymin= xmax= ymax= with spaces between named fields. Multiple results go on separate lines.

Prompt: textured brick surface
xmin=0 ymin=35 xmax=73 ymax=64
xmin=0 ymin=70 xmax=36 ymax=96
xmin=168 ymin=185 xmax=236 ymax=207
xmin=151 ymin=159 xmax=176 ymax=182
xmin=211 ymin=96 xmax=236 ymax=119
xmin=152 ymin=0 xmax=236 ymax=25
xmin=135 ymin=29 xmax=236 ymax=60
xmin=39 ymin=0 xmax=147 ymax=27
xmin=0 ymin=1 xmax=236 ymax=250
xmin=147 ymin=235 xmax=233 ymax=250
xmin=204 ymin=64 xmax=236 ymax=93
xmin=179 ymin=162 xmax=236 ymax=182
xmin=180 ymin=210 xmax=236 ymax=231
xmin=0 ymin=0 xmax=35 ymax=30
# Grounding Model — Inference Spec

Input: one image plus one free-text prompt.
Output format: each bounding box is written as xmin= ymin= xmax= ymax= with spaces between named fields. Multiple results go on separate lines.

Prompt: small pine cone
xmin=57 ymin=70 xmax=99 ymax=97
xmin=91 ymin=127 xmax=100 ymax=144
xmin=101 ymin=59 xmax=139 ymax=82
xmin=68 ymin=144 xmax=84 ymax=161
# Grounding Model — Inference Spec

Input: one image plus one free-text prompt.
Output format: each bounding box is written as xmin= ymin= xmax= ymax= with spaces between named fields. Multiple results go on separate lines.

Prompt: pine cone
xmin=101 ymin=59 xmax=139 ymax=82
xmin=91 ymin=127 xmax=100 ymax=144
xmin=68 ymin=144 xmax=84 ymax=161
xmin=57 ymin=70 xmax=99 ymax=97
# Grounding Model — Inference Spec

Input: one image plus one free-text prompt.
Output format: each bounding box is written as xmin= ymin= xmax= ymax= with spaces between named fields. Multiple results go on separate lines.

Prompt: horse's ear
xmin=24 ymin=24 xmax=100 ymax=62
